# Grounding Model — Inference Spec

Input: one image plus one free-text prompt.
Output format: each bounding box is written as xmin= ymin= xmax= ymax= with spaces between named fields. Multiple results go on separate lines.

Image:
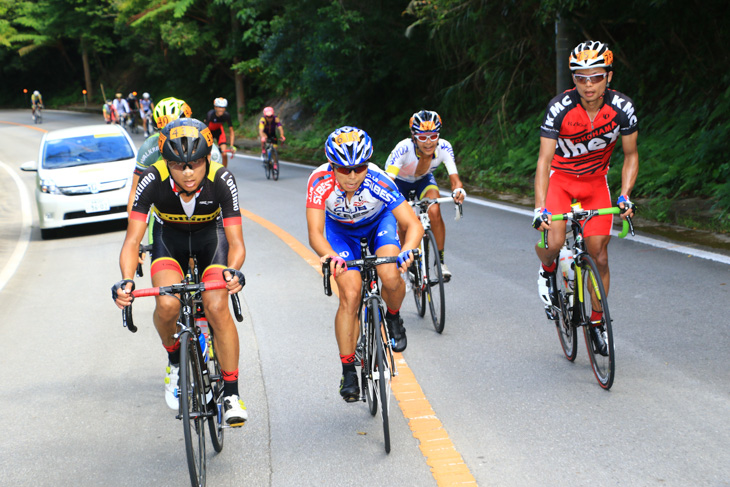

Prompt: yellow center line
xmin=240 ymin=207 xmax=477 ymax=486
xmin=0 ymin=120 xmax=48 ymax=133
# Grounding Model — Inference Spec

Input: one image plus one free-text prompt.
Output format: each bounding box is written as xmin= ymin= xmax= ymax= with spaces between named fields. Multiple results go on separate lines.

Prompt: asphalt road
xmin=1 ymin=109 xmax=729 ymax=487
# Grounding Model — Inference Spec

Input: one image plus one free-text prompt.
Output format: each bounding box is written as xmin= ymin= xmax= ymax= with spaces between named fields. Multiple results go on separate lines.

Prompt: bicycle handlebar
xmin=136 ymin=244 xmax=154 ymax=278
xmin=321 ymin=251 xmax=420 ymax=297
xmin=538 ymin=206 xmax=635 ymax=249
xmin=409 ymin=196 xmax=464 ymax=220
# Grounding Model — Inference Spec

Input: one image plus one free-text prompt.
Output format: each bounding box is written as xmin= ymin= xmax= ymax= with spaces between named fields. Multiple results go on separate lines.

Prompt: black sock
xmin=223 ymin=381 xmax=239 ymax=397
xmin=439 ymin=249 xmax=445 ymax=264
xmin=168 ymin=349 xmax=180 ymax=367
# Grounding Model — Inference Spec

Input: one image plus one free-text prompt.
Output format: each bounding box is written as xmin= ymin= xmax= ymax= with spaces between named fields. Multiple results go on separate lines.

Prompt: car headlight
xmin=40 ymin=178 xmax=62 ymax=195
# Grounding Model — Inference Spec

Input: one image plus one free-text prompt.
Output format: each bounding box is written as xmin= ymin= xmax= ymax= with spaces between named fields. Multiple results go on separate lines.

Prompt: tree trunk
xmin=555 ymin=14 xmax=571 ymax=95
xmin=81 ymin=40 xmax=94 ymax=100
xmin=231 ymin=8 xmax=245 ymax=125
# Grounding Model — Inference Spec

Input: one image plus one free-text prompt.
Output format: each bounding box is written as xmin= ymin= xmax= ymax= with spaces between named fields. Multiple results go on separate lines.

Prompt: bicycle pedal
xmin=544 ymin=306 xmax=559 ymax=321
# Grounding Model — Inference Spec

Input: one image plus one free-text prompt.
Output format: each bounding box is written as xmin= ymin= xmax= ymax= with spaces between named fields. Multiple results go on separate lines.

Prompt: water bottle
xmin=197 ymin=318 xmax=209 ymax=363
xmin=559 ymin=247 xmax=574 ymax=291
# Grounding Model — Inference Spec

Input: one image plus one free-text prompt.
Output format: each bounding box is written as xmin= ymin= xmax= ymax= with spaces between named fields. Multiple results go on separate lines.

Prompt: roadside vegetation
xmin=1 ymin=0 xmax=728 ymax=232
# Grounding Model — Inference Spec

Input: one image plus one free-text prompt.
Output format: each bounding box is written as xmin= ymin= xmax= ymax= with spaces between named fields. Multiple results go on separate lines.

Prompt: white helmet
xmin=214 ymin=97 xmax=228 ymax=108
xmin=33 ymin=90 xmax=40 ymax=96
xmin=569 ymin=41 xmax=614 ymax=71
xmin=142 ymin=92 xmax=150 ymax=99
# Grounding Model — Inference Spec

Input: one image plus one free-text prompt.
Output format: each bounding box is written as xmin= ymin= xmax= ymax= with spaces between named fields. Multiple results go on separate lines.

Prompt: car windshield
xmin=43 ymin=133 xmax=134 ymax=169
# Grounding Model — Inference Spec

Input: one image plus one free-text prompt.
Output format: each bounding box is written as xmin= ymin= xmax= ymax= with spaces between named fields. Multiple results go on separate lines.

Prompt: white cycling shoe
xmin=164 ymin=363 xmax=180 ymax=410
xmin=537 ymin=266 xmax=556 ymax=306
xmin=441 ymin=263 xmax=452 ymax=282
xmin=223 ymin=395 xmax=248 ymax=427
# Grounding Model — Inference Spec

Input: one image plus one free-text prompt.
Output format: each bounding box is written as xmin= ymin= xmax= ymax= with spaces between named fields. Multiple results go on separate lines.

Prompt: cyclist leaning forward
xmin=205 ymin=97 xmax=235 ymax=167
xmin=258 ymin=106 xmax=285 ymax=155
xmin=384 ymin=110 xmax=466 ymax=282
xmin=113 ymin=117 xmax=248 ymax=426
xmin=306 ymin=126 xmax=423 ymax=402
xmin=533 ymin=40 xmax=638 ymax=354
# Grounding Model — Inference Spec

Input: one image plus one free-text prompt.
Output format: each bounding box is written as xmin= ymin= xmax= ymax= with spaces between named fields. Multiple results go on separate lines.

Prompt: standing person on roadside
xmin=384 ymin=110 xmax=466 ymax=282
xmin=306 ymin=126 xmax=423 ymax=402
xmin=532 ymin=41 xmax=638 ymax=354
xmin=205 ymin=98 xmax=235 ymax=167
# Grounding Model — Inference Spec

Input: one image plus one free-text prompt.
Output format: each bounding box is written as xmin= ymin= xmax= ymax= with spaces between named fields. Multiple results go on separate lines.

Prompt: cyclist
xmin=113 ymin=93 xmax=131 ymax=127
xmin=306 ymin=126 xmax=423 ymax=402
xmin=139 ymin=92 xmax=154 ymax=136
xmin=532 ymin=41 xmax=638 ymax=355
xmin=126 ymin=97 xmax=223 ymax=214
xmin=384 ymin=110 xmax=466 ymax=282
xmin=102 ymin=99 xmax=117 ymax=124
xmin=31 ymin=90 xmax=43 ymax=120
xmin=127 ymin=92 xmax=139 ymax=130
xmin=113 ymin=117 xmax=249 ymax=426
xmin=204 ymin=97 xmax=235 ymax=167
xmin=258 ymin=106 xmax=285 ymax=155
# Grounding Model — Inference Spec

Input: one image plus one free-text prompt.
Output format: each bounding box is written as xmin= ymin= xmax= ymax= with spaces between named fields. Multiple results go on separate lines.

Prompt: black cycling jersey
xmin=130 ymin=160 xmax=242 ymax=232
xmin=205 ymin=109 xmax=233 ymax=134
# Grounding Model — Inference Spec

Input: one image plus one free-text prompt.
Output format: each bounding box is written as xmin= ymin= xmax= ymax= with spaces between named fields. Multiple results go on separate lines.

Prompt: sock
xmin=439 ymin=249 xmax=445 ymax=265
xmin=590 ymin=310 xmax=603 ymax=323
xmin=222 ymin=369 xmax=239 ymax=397
xmin=542 ymin=261 xmax=557 ymax=273
xmin=164 ymin=340 xmax=181 ymax=366
xmin=341 ymin=353 xmax=356 ymax=375
xmin=386 ymin=307 xmax=399 ymax=318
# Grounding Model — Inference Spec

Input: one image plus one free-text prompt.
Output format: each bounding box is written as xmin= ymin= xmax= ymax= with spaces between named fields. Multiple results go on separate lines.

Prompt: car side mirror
xmin=20 ymin=161 xmax=38 ymax=172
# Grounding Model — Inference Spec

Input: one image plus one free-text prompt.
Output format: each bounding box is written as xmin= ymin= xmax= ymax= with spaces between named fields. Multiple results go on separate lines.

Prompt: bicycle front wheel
xmin=373 ymin=301 xmax=391 ymax=453
xmin=577 ymin=254 xmax=615 ymax=389
xmin=555 ymin=263 xmax=578 ymax=362
xmin=412 ymin=240 xmax=427 ymax=317
xmin=272 ymin=148 xmax=279 ymax=181
xmin=424 ymin=229 xmax=445 ymax=333
xmin=179 ymin=332 xmax=207 ymax=487
xmin=206 ymin=330 xmax=224 ymax=453
xmin=264 ymin=150 xmax=272 ymax=179
xmin=362 ymin=302 xmax=377 ymax=416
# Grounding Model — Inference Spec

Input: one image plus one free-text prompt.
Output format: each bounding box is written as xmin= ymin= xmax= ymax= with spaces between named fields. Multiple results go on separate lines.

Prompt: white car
xmin=21 ymin=124 xmax=137 ymax=239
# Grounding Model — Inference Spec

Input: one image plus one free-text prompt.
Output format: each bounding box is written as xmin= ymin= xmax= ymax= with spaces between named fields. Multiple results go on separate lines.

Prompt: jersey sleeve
xmin=135 ymin=135 xmax=161 ymax=176
xmin=214 ymin=167 xmax=242 ymax=226
xmin=130 ymin=166 xmax=157 ymax=222
xmin=384 ymin=139 xmax=410 ymax=177
xmin=257 ymin=117 xmax=265 ymax=130
xmin=306 ymin=165 xmax=335 ymax=210
xmin=369 ymin=165 xmax=405 ymax=209
xmin=439 ymin=140 xmax=458 ymax=175
xmin=607 ymin=91 xmax=639 ymax=135
xmin=539 ymin=90 xmax=577 ymax=140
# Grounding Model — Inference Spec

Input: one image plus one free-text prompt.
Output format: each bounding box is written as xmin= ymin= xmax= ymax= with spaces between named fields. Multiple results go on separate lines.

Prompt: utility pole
xmin=555 ymin=13 xmax=571 ymax=95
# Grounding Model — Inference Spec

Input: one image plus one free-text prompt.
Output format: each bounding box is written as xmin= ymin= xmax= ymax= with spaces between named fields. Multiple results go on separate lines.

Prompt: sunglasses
xmin=333 ymin=164 xmax=368 ymax=175
xmin=168 ymin=158 xmax=206 ymax=171
xmin=414 ymin=133 xmax=439 ymax=142
xmin=573 ymin=73 xmax=609 ymax=84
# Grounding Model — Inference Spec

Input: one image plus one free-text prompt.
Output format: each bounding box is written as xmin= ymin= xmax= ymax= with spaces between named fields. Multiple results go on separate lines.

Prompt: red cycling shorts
xmin=545 ymin=171 xmax=613 ymax=237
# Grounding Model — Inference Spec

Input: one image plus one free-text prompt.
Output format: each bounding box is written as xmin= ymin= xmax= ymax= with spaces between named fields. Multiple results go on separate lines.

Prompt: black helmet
xmin=158 ymin=118 xmax=213 ymax=163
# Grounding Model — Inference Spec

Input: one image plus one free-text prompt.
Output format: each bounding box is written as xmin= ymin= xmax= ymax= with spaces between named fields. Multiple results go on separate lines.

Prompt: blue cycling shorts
xmin=325 ymin=211 xmax=401 ymax=270
xmin=394 ymin=173 xmax=439 ymax=200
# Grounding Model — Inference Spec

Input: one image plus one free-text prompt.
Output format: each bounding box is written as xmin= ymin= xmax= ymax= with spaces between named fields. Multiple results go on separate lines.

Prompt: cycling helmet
xmin=214 ymin=97 xmax=228 ymax=108
xmin=153 ymin=97 xmax=193 ymax=129
xmin=33 ymin=90 xmax=40 ymax=96
xmin=128 ymin=93 xmax=136 ymax=99
xmin=263 ymin=106 xmax=275 ymax=117
xmin=325 ymin=126 xmax=373 ymax=167
xmin=142 ymin=92 xmax=150 ymax=99
xmin=569 ymin=41 xmax=613 ymax=71
xmin=115 ymin=93 xmax=122 ymax=98
xmin=159 ymin=118 xmax=213 ymax=163
xmin=410 ymin=110 xmax=442 ymax=134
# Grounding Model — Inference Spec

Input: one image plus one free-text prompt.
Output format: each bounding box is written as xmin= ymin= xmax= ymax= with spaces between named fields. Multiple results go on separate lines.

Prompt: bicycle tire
xmin=363 ymin=301 xmax=377 ymax=416
xmin=577 ymin=254 xmax=615 ymax=389
xmin=179 ymin=332 xmax=207 ymax=487
xmin=272 ymin=148 xmax=279 ymax=181
xmin=412 ymin=239 xmax=427 ymax=317
xmin=374 ymin=302 xmax=391 ymax=454
xmin=264 ymin=149 xmax=272 ymax=179
xmin=424 ymin=229 xmax=445 ymax=333
xmin=206 ymin=328 xmax=224 ymax=453
xmin=555 ymin=260 xmax=578 ymax=361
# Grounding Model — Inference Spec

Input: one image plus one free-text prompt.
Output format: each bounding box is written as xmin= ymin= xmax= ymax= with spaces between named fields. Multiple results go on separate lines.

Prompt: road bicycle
xmin=33 ymin=105 xmax=43 ymax=124
xmin=122 ymin=256 xmax=244 ymax=487
xmin=322 ymin=239 xmax=416 ymax=453
xmin=539 ymin=205 xmax=634 ymax=389
xmin=407 ymin=194 xmax=463 ymax=334
xmin=261 ymin=137 xmax=279 ymax=181
xmin=143 ymin=111 xmax=155 ymax=136
xmin=126 ymin=109 xmax=140 ymax=134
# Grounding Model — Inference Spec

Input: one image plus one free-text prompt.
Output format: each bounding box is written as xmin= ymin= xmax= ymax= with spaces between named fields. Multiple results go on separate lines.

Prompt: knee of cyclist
xmin=339 ymin=288 xmax=361 ymax=310
xmin=155 ymin=300 xmax=180 ymax=321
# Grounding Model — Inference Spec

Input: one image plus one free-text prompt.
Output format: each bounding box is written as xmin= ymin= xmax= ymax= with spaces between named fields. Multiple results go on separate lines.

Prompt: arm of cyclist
xmin=222 ymin=224 xmax=246 ymax=294
xmin=278 ymin=125 xmax=286 ymax=142
xmin=114 ymin=218 xmax=147 ymax=308
xmin=533 ymin=136 xmax=557 ymax=231
xmin=617 ymin=131 xmax=639 ymax=219
xmin=306 ymin=207 xmax=348 ymax=277
xmin=391 ymin=201 xmax=424 ymax=273
xmin=449 ymin=173 xmax=466 ymax=203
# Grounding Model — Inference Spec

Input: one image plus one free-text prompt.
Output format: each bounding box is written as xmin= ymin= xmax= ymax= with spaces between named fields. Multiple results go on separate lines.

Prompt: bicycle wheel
xmin=363 ymin=302 xmax=377 ymax=416
xmin=555 ymin=263 xmax=578 ymax=361
xmin=264 ymin=149 xmax=272 ymax=179
xmin=179 ymin=332 xmax=207 ymax=487
xmin=424 ymin=229 xmax=445 ymax=333
xmin=373 ymin=301 xmax=391 ymax=453
xmin=577 ymin=254 xmax=615 ymax=389
xmin=412 ymin=240 xmax=427 ymax=317
xmin=206 ymin=330 xmax=224 ymax=453
xmin=272 ymin=148 xmax=279 ymax=181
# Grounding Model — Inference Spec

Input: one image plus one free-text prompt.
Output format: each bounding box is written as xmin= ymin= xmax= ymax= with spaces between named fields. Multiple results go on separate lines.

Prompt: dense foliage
xmin=2 ymin=0 xmax=729 ymax=227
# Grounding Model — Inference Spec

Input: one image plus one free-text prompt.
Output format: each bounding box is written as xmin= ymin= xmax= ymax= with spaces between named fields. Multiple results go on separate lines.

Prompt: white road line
xmin=0 ymin=161 xmax=33 ymax=292
xmin=445 ymin=192 xmax=730 ymax=265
